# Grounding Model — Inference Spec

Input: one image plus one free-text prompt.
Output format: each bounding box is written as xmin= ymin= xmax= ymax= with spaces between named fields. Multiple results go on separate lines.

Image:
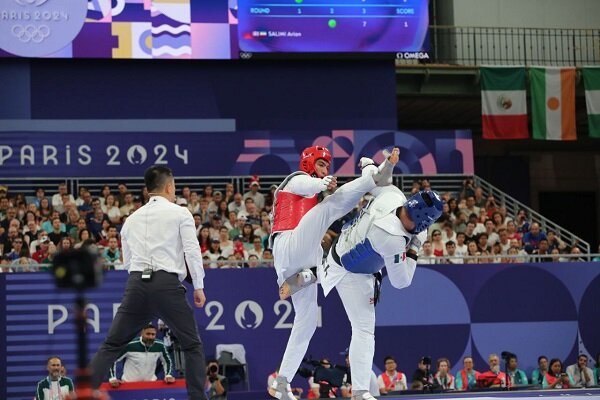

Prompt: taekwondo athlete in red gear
xmin=320 ymin=158 xmax=443 ymax=400
xmin=268 ymin=147 xmax=400 ymax=400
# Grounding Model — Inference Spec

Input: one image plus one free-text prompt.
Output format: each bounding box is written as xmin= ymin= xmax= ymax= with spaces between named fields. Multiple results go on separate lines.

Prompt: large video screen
xmin=0 ymin=0 xmax=429 ymax=59
xmin=237 ymin=0 xmax=430 ymax=54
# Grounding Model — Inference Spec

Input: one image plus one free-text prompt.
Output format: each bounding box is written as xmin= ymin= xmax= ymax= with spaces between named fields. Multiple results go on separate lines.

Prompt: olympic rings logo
xmin=11 ymin=24 xmax=50 ymax=43
xmin=14 ymin=0 xmax=49 ymax=6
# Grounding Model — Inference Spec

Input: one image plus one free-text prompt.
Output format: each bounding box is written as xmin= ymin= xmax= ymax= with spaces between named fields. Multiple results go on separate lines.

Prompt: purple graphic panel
xmin=0 ymin=130 xmax=473 ymax=177
xmin=1 ymin=262 xmax=599 ymax=400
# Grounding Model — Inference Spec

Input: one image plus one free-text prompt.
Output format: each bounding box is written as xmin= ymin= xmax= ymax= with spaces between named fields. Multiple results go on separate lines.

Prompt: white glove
xmin=319 ymin=175 xmax=334 ymax=191
xmin=408 ymin=231 xmax=428 ymax=253
xmin=359 ymin=157 xmax=378 ymax=177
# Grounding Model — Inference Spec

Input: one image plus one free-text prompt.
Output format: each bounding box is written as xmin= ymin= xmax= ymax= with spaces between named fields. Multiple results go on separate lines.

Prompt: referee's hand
xmin=194 ymin=289 xmax=206 ymax=308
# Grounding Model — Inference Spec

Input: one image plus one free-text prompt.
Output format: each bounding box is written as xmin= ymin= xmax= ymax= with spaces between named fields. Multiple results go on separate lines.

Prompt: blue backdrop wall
xmin=1 ymin=263 xmax=599 ymax=400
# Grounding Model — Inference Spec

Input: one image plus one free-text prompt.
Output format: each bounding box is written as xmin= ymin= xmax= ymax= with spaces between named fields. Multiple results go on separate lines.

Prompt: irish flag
xmin=583 ymin=67 xmax=600 ymax=138
xmin=530 ymin=67 xmax=577 ymax=141
xmin=481 ymin=67 xmax=529 ymax=139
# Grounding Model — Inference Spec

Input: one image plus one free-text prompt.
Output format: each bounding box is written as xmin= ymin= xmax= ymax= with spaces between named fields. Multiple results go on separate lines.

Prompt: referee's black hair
xmin=144 ymin=166 xmax=174 ymax=192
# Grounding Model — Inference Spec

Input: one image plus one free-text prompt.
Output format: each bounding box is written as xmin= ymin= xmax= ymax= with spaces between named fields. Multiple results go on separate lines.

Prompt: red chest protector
xmin=272 ymin=191 xmax=318 ymax=233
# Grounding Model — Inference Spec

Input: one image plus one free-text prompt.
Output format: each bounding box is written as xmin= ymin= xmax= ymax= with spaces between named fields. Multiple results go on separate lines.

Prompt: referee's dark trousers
xmin=90 ymin=270 xmax=207 ymax=400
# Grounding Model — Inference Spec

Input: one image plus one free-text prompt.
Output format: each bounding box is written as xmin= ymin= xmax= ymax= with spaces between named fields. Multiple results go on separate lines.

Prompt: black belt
xmin=330 ymin=236 xmax=342 ymax=266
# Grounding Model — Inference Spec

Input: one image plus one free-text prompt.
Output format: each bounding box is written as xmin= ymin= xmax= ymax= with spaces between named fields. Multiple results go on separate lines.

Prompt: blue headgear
xmin=404 ymin=190 xmax=443 ymax=233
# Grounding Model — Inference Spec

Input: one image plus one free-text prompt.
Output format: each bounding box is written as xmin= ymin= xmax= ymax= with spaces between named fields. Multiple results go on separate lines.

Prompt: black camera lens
xmin=209 ymin=365 xmax=218 ymax=374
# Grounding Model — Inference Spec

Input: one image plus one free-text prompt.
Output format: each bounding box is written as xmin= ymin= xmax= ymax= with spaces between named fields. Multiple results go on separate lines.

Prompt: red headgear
xmin=299 ymin=146 xmax=331 ymax=176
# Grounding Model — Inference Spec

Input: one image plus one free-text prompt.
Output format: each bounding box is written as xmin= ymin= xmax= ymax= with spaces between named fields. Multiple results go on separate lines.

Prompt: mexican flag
xmin=582 ymin=67 xmax=600 ymax=138
xmin=480 ymin=67 xmax=529 ymax=139
xmin=530 ymin=67 xmax=577 ymax=141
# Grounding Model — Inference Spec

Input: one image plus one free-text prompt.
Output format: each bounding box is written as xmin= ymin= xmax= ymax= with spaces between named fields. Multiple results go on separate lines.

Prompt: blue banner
xmin=1 ymin=262 xmax=599 ymax=400
xmin=0 ymin=130 xmax=473 ymax=177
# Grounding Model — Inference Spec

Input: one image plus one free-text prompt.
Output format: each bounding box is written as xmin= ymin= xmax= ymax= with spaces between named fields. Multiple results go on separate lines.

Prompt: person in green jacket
xmin=506 ymin=354 xmax=528 ymax=386
xmin=531 ymin=355 xmax=549 ymax=386
xmin=35 ymin=356 xmax=74 ymax=400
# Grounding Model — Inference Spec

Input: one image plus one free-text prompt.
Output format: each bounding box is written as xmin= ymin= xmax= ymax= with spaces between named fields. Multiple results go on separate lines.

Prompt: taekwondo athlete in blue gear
xmin=320 ymin=160 xmax=443 ymax=400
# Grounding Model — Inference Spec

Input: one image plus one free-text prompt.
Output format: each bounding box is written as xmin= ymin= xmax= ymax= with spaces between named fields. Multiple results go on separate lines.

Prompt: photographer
xmin=411 ymin=357 xmax=433 ymax=389
xmin=206 ymin=359 xmax=228 ymax=400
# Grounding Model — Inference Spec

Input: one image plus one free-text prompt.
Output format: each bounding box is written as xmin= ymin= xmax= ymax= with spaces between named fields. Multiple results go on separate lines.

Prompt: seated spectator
xmin=74 ymin=229 xmax=92 ymax=249
xmin=531 ymin=355 xmax=549 ymax=385
xmin=228 ymin=193 xmax=245 ymax=215
xmin=463 ymin=222 xmax=477 ymax=242
xmin=484 ymin=195 xmax=498 ymax=218
xmin=119 ymin=192 xmax=135 ymax=217
xmin=460 ymin=196 xmax=480 ymax=220
xmin=204 ymin=359 xmax=229 ymax=400
xmin=102 ymin=237 xmax=122 ymax=269
xmin=477 ymin=354 xmax=506 ymax=388
xmin=243 ymin=179 xmax=265 ymax=210
xmin=248 ymin=237 xmax=264 ymax=259
xmin=522 ymin=222 xmax=547 ymax=254
xmin=48 ymin=217 xmax=68 ymax=245
xmin=543 ymin=358 xmax=572 ymax=389
xmin=444 ymin=241 xmax=462 ymax=264
xmin=483 ymin=219 xmax=499 ymax=246
xmin=217 ymin=227 xmax=233 ymax=256
xmin=378 ymin=356 xmax=407 ymax=393
xmin=35 ymin=355 xmax=74 ymax=400
xmin=433 ymin=358 xmax=454 ymax=390
xmin=247 ymin=254 xmax=261 ymax=268
xmin=465 ymin=240 xmax=480 ymax=264
xmin=262 ymin=248 xmax=274 ymax=267
xmin=198 ymin=226 xmax=211 ymax=253
xmin=497 ymin=228 xmax=511 ymax=254
xmin=51 ymin=183 xmax=75 ymax=214
xmin=241 ymin=223 xmax=257 ymax=250
xmin=245 ymin=201 xmax=261 ymax=229
xmin=430 ymin=230 xmax=444 ymax=257
xmin=452 ymin=210 xmax=467 ymax=233
xmin=215 ymin=200 xmax=229 ymax=222
xmin=506 ymin=220 xmax=522 ymax=242
xmin=32 ymin=236 xmax=52 ymax=264
xmin=515 ymin=208 xmax=530 ymax=233
xmin=491 ymin=211 xmax=506 ymax=230
xmin=592 ymin=246 xmax=600 ymax=262
xmin=506 ymin=354 xmax=528 ymax=386
xmin=5 ymin=236 xmax=28 ymax=261
xmin=208 ymin=215 xmax=223 ymax=239
xmin=566 ymin=354 xmax=596 ymax=387
xmin=417 ymin=241 xmax=436 ymax=265
xmin=109 ymin=323 xmax=174 ymax=387
xmin=533 ymin=239 xmax=552 ymax=262
xmin=568 ymin=246 xmax=582 ymax=262
xmin=1 ymin=254 xmax=14 ymax=273
xmin=455 ymin=356 xmax=479 ymax=391
xmin=203 ymin=239 xmax=223 ymax=268
xmin=476 ymin=232 xmax=491 ymax=253
xmin=440 ymin=222 xmax=456 ymax=243
xmin=104 ymin=194 xmax=122 ymax=225
xmin=454 ymin=232 xmax=468 ymax=257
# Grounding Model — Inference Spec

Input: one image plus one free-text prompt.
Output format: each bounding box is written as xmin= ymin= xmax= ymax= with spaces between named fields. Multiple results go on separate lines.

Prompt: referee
xmin=90 ymin=165 xmax=207 ymax=400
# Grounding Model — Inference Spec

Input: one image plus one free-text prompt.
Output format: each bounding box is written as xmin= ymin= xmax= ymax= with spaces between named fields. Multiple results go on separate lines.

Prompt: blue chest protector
xmin=340 ymin=238 xmax=385 ymax=274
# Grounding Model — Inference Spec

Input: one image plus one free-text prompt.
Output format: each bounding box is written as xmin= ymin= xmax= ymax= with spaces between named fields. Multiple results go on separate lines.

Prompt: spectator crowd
xmin=1 ymin=177 xmax=598 ymax=273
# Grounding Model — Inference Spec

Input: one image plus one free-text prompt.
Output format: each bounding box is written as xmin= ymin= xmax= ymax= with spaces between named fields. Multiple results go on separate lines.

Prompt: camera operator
xmin=411 ymin=357 xmax=433 ymax=389
xmin=206 ymin=359 xmax=228 ymax=400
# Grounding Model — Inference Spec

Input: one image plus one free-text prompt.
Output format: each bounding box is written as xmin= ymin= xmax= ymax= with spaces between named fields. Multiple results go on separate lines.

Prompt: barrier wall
xmin=2 ymin=262 xmax=599 ymax=400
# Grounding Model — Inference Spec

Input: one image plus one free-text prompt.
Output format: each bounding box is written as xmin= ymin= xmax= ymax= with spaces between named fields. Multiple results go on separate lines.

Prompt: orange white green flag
xmin=530 ymin=67 xmax=577 ymax=141
xmin=480 ymin=67 xmax=529 ymax=139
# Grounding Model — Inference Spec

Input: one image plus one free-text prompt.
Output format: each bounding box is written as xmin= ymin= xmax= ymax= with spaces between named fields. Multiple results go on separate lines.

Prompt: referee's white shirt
xmin=121 ymin=196 xmax=205 ymax=289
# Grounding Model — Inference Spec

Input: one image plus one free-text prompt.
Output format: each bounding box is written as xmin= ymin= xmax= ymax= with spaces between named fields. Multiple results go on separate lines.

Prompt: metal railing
xmin=398 ymin=26 xmax=600 ymax=66
xmin=473 ymin=176 xmax=590 ymax=254
xmin=3 ymin=253 xmax=599 ymax=273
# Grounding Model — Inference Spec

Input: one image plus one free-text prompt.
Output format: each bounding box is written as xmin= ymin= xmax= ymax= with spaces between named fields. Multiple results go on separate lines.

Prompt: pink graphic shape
xmin=237 ymin=153 xmax=262 ymax=162
xmin=245 ymin=140 xmax=270 ymax=148
xmin=419 ymin=153 xmax=437 ymax=174
xmin=191 ymin=23 xmax=231 ymax=59
xmin=456 ymin=139 xmax=474 ymax=174
xmin=332 ymin=130 xmax=355 ymax=175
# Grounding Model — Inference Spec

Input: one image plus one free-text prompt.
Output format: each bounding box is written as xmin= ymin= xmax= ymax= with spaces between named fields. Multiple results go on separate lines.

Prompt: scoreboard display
xmin=237 ymin=0 xmax=430 ymax=54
